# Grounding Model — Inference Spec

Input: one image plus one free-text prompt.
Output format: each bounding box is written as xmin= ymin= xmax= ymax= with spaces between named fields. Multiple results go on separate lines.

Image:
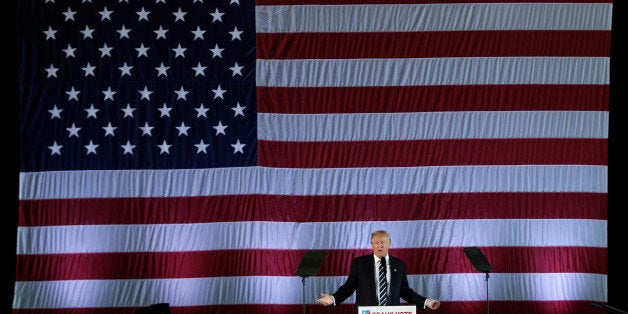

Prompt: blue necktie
xmin=378 ymin=258 xmax=388 ymax=306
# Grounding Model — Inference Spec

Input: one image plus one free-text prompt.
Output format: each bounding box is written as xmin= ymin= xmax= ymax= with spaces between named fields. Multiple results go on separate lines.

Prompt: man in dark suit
xmin=316 ymin=230 xmax=440 ymax=310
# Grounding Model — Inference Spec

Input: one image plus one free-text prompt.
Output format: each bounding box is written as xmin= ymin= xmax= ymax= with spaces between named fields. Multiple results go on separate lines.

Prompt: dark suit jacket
xmin=332 ymin=254 xmax=428 ymax=309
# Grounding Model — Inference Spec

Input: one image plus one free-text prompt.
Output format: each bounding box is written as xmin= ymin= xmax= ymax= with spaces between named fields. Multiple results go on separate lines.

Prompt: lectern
xmin=357 ymin=305 xmax=416 ymax=314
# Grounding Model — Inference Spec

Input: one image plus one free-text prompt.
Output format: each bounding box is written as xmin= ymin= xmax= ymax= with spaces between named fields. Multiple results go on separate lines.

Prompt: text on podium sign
xmin=357 ymin=305 xmax=417 ymax=314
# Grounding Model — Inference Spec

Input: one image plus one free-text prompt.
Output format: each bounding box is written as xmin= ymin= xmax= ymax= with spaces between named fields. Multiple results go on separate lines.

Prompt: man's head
xmin=370 ymin=230 xmax=391 ymax=258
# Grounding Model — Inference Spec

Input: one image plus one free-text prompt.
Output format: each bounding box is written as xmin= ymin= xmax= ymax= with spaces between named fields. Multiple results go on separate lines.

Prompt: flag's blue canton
xmin=18 ymin=0 xmax=257 ymax=171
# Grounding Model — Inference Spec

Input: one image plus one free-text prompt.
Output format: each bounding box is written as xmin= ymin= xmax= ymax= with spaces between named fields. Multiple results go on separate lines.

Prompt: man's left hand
xmin=426 ymin=298 xmax=440 ymax=310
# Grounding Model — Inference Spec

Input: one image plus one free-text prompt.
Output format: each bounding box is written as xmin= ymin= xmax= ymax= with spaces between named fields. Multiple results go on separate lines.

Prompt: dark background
xmin=606 ymin=0 xmax=626 ymax=310
xmin=5 ymin=1 xmax=625 ymax=312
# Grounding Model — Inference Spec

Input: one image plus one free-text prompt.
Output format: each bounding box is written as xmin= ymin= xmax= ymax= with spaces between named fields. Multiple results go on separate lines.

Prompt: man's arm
xmin=317 ymin=256 xmax=362 ymax=306
xmin=331 ymin=257 xmax=361 ymax=304
xmin=396 ymin=258 xmax=433 ymax=308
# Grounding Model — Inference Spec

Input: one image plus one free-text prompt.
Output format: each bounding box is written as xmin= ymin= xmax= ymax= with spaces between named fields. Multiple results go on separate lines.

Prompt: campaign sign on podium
xmin=357 ymin=305 xmax=416 ymax=314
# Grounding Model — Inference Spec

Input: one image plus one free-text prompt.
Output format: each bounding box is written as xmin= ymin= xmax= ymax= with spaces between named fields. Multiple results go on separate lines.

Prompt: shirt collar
xmin=374 ymin=254 xmax=388 ymax=263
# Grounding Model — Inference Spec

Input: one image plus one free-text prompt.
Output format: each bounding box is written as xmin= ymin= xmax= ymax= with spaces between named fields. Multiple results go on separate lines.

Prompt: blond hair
xmin=371 ymin=230 xmax=391 ymax=243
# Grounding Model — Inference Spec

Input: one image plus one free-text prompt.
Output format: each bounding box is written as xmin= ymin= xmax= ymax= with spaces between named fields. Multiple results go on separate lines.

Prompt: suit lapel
xmin=367 ymin=256 xmax=377 ymax=300
xmin=388 ymin=257 xmax=400 ymax=286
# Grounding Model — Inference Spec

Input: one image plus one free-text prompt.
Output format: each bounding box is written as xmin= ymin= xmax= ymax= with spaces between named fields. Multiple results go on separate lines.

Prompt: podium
xmin=357 ymin=305 xmax=416 ymax=314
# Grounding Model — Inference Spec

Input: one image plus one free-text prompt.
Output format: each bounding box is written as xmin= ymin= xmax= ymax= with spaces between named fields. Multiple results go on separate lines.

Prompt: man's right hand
xmin=316 ymin=293 xmax=334 ymax=306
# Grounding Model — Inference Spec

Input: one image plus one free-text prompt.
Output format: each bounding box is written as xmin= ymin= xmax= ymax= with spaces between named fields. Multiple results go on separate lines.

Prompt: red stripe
xmin=15 ymin=247 xmax=607 ymax=281
xmin=257 ymin=31 xmax=610 ymax=59
xmin=8 ymin=301 xmax=611 ymax=314
xmin=259 ymin=139 xmax=608 ymax=168
xmin=19 ymin=192 xmax=606 ymax=226
xmin=257 ymin=85 xmax=609 ymax=114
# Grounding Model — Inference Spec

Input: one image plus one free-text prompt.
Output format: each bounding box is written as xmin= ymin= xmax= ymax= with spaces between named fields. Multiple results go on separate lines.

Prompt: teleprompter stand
xmin=464 ymin=247 xmax=492 ymax=314
xmin=295 ymin=250 xmax=326 ymax=314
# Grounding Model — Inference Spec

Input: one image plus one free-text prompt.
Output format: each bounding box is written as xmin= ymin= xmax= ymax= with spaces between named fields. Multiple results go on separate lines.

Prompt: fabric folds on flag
xmin=16 ymin=0 xmax=611 ymax=313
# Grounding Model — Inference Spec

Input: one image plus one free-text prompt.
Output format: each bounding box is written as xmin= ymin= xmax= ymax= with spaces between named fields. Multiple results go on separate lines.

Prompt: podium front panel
xmin=357 ymin=305 xmax=416 ymax=314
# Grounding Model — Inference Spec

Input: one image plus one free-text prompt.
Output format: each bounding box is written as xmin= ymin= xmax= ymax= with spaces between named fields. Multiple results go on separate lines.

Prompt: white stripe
xmin=16 ymin=219 xmax=607 ymax=254
xmin=256 ymin=57 xmax=609 ymax=87
xmin=255 ymin=4 xmax=612 ymax=33
xmin=423 ymin=273 xmax=607 ymax=302
xmin=12 ymin=273 xmax=607 ymax=309
xmin=258 ymin=111 xmax=609 ymax=141
xmin=19 ymin=165 xmax=607 ymax=199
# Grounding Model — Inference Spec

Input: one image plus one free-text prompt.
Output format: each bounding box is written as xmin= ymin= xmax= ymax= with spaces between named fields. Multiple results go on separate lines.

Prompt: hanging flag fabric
xmin=15 ymin=0 xmax=611 ymax=313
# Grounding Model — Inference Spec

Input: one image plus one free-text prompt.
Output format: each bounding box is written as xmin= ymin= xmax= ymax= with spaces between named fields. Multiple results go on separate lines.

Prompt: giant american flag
xmin=15 ymin=0 xmax=611 ymax=313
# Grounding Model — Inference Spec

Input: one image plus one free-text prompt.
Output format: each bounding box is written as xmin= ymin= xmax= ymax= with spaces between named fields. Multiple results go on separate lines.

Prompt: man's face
xmin=371 ymin=235 xmax=390 ymax=258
